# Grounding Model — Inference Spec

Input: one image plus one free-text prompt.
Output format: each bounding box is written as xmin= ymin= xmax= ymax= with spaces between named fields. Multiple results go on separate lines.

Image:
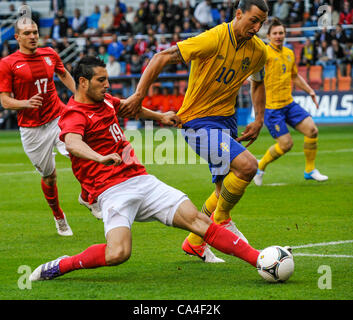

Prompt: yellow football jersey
xmin=264 ymin=43 xmax=298 ymax=109
xmin=176 ymin=22 xmax=267 ymax=124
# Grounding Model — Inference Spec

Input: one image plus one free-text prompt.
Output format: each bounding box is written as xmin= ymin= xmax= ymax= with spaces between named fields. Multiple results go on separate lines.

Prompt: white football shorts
xmin=98 ymin=174 xmax=189 ymax=237
xmin=19 ymin=117 xmax=69 ymax=177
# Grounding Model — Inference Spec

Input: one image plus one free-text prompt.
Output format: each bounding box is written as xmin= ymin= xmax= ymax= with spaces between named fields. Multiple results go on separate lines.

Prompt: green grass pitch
xmin=0 ymin=125 xmax=352 ymax=300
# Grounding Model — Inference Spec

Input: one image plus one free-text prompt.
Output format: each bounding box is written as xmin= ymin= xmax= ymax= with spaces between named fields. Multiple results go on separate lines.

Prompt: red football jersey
xmin=59 ymin=94 xmax=147 ymax=203
xmin=0 ymin=47 xmax=66 ymax=127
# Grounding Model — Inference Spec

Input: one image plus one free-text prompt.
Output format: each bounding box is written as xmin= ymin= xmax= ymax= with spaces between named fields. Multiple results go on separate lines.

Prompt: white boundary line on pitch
xmin=293 ymin=240 xmax=353 ymax=258
xmin=1 ymin=168 xmax=72 ymax=176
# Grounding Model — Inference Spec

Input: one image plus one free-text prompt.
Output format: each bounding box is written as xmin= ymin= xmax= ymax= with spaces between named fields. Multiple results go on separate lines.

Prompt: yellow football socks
xmin=187 ymin=191 xmax=218 ymax=246
xmin=304 ymin=136 xmax=318 ymax=173
xmin=213 ymin=172 xmax=249 ymax=224
xmin=258 ymin=143 xmax=285 ymax=171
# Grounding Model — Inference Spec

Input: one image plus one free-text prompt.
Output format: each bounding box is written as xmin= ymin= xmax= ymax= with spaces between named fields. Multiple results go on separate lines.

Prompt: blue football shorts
xmin=264 ymin=101 xmax=311 ymax=139
xmin=182 ymin=114 xmax=246 ymax=183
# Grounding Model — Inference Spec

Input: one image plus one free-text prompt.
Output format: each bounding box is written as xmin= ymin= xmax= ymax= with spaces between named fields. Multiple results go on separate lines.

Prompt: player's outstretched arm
xmin=237 ymin=80 xmax=265 ymax=147
xmin=57 ymin=69 xmax=76 ymax=94
xmin=292 ymin=74 xmax=319 ymax=109
xmin=0 ymin=92 xmax=42 ymax=110
xmin=65 ymin=133 xmax=121 ymax=166
xmin=137 ymin=107 xmax=181 ymax=127
xmin=120 ymin=46 xmax=184 ymax=118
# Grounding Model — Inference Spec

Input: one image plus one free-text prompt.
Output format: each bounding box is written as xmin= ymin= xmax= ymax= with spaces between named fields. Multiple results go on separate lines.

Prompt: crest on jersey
xmin=44 ymin=57 xmax=52 ymax=66
xmin=275 ymin=124 xmax=280 ymax=132
xmin=241 ymin=57 xmax=250 ymax=72
xmin=220 ymin=142 xmax=230 ymax=152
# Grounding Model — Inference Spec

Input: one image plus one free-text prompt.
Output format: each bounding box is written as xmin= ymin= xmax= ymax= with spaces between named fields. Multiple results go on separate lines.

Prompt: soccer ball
xmin=257 ymin=246 xmax=294 ymax=283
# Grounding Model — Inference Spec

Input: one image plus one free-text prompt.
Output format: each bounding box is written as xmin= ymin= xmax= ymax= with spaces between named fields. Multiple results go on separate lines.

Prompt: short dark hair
xmin=73 ymin=56 xmax=106 ymax=87
xmin=234 ymin=0 xmax=269 ymax=13
xmin=267 ymin=17 xmax=286 ymax=35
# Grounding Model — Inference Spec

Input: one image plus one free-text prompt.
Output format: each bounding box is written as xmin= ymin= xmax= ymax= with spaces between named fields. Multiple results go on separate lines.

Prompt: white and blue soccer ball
xmin=257 ymin=246 xmax=294 ymax=283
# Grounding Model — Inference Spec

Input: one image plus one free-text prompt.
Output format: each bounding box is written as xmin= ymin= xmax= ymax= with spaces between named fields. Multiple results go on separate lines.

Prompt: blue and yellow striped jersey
xmin=176 ymin=22 xmax=267 ymax=124
xmin=264 ymin=43 xmax=298 ymax=109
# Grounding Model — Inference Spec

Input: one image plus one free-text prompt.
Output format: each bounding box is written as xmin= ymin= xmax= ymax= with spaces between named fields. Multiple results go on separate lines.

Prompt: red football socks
xmin=41 ymin=178 xmax=64 ymax=220
xmin=204 ymin=222 xmax=259 ymax=267
xmin=59 ymin=244 xmax=107 ymax=274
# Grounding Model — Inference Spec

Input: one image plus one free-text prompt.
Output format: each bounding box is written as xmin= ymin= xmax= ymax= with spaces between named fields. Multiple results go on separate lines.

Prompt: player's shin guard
xmin=59 ymin=244 xmax=107 ymax=274
xmin=258 ymin=143 xmax=285 ymax=171
xmin=213 ymin=172 xmax=249 ymax=224
xmin=204 ymin=222 xmax=259 ymax=267
xmin=41 ymin=178 xmax=64 ymax=220
xmin=186 ymin=191 xmax=218 ymax=246
xmin=304 ymin=136 xmax=318 ymax=173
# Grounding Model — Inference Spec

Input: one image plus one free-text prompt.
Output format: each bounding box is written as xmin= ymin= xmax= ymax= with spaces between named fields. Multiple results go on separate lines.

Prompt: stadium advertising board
xmin=248 ymin=91 xmax=353 ymax=124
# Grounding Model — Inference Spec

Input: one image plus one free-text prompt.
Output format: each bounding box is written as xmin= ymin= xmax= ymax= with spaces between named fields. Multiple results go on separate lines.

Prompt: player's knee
xmin=106 ymin=246 xmax=131 ymax=266
xmin=282 ymin=141 xmax=293 ymax=153
xmin=42 ymin=170 xmax=57 ymax=186
xmin=240 ymin=156 xmax=258 ymax=180
xmin=307 ymin=126 xmax=318 ymax=138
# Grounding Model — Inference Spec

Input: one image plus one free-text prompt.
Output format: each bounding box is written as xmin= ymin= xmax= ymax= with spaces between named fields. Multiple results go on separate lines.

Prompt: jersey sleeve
xmin=50 ymin=47 xmax=66 ymax=76
xmin=58 ymin=108 xmax=87 ymax=142
xmin=250 ymin=46 xmax=268 ymax=82
xmin=111 ymin=95 xmax=121 ymax=113
xmin=250 ymin=67 xmax=265 ymax=82
xmin=0 ymin=60 xmax=13 ymax=93
xmin=177 ymin=28 xmax=219 ymax=63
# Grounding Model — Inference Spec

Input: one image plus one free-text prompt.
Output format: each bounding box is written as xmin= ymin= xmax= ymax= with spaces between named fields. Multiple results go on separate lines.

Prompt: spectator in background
xmin=166 ymin=0 xmax=182 ymax=32
xmin=150 ymin=86 xmax=163 ymax=111
xmin=107 ymin=34 xmax=125 ymax=61
xmin=125 ymin=6 xmax=136 ymax=25
xmin=310 ymin=0 xmax=324 ymax=20
xmin=98 ymin=5 xmax=114 ymax=33
xmin=161 ymin=87 xmax=172 ymax=113
xmin=134 ymin=37 xmax=148 ymax=56
xmin=51 ymin=0 xmax=66 ymax=14
xmin=112 ymin=6 xmax=124 ymax=32
xmin=98 ymin=45 xmax=109 ymax=64
xmin=71 ymin=8 xmax=86 ymax=35
xmin=116 ymin=17 xmax=132 ymax=35
xmin=146 ymin=2 xmax=158 ymax=27
xmin=332 ymin=24 xmax=348 ymax=44
xmin=182 ymin=8 xmax=197 ymax=29
xmin=330 ymin=39 xmax=346 ymax=73
xmin=55 ymin=8 xmax=69 ymax=34
xmin=342 ymin=39 xmax=353 ymax=75
xmin=50 ymin=18 xmax=65 ymax=40
xmin=130 ymin=54 xmax=143 ymax=74
xmin=106 ymin=55 xmax=121 ymax=77
xmin=157 ymin=36 xmax=171 ymax=53
xmin=131 ymin=15 xmax=145 ymax=35
xmin=194 ymin=0 xmax=214 ymax=28
xmin=339 ymin=1 xmax=353 ymax=25
xmin=170 ymin=86 xmax=184 ymax=112
xmin=115 ymin=0 xmax=127 ymax=14
xmin=272 ymin=0 xmax=290 ymax=23
xmin=122 ymin=36 xmax=136 ymax=64
xmin=182 ymin=21 xmax=193 ymax=33
xmin=300 ymin=38 xmax=316 ymax=66
xmin=85 ymin=5 xmax=101 ymax=35
xmin=316 ymin=40 xmax=334 ymax=67
xmin=289 ymin=0 xmax=304 ymax=24
xmin=315 ymin=27 xmax=333 ymax=45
